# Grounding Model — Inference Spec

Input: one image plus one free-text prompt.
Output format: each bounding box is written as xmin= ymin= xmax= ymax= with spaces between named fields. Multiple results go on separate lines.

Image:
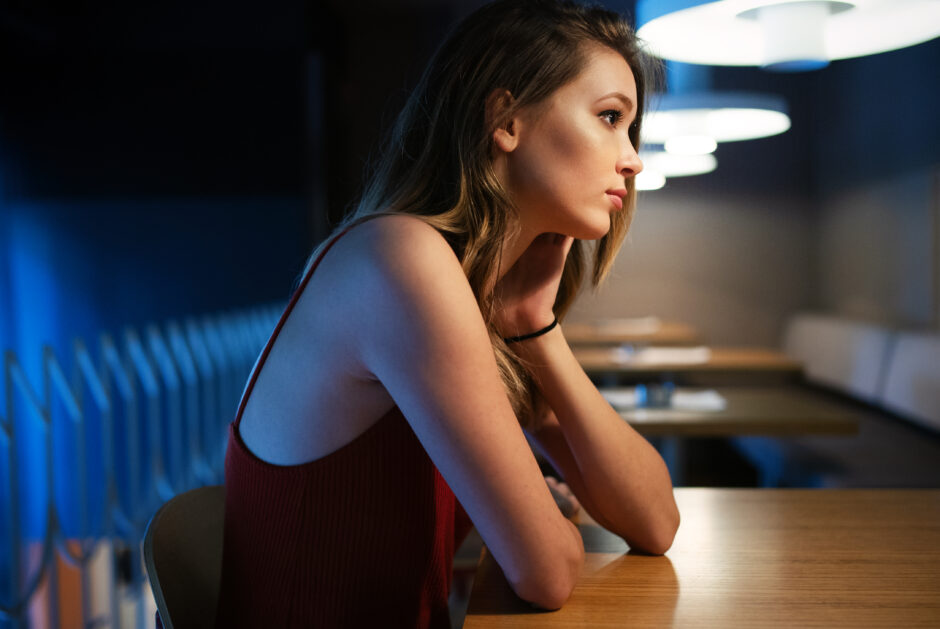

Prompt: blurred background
xmin=1 ymin=0 xmax=938 ymax=627
xmin=2 ymin=0 xmax=938 ymax=357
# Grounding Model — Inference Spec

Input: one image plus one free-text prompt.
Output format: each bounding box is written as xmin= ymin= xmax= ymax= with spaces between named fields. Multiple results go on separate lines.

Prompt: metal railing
xmin=1 ymin=303 xmax=282 ymax=628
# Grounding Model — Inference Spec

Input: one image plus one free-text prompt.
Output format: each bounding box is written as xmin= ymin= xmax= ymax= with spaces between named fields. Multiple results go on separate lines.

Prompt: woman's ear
xmin=486 ymin=88 xmax=520 ymax=153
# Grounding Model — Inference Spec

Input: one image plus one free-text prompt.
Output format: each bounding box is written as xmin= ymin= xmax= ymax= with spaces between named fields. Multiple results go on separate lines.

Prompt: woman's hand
xmin=494 ymin=233 xmax=573 ymax=338
xmin=545 ymin=476 xmax=581 ymax=518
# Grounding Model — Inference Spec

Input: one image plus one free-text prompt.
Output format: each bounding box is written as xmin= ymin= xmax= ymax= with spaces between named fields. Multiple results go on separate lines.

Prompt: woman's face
xmin=499 ymin=46 xmax=643 ymax=240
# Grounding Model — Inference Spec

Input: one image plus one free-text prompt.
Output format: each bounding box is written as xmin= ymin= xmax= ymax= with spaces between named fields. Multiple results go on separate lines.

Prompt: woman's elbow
xmin=512 ymin=563 xmax=581 ymax=610
xmin=631 ymin=503 xmax=680 ymax=556
xmin=511 ymin=541 xmax=584 ymax=610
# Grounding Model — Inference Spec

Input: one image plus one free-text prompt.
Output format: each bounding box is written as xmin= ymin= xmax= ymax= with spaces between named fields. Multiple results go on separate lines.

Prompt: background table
xmin=608 ymin=386 xmax=860 ymax=484
xmin=564 ymin=320 xmax=700 ymax=346
xmin=575 ymin=346 xmax=803 ymax=385
xmin=612 ymin=386 xmax=859 ymax=437
xmin=464 ymin=489 xmax=940 ymax=628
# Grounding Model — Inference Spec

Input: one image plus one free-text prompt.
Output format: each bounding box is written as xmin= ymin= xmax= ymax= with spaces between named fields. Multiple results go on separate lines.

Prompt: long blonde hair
xmin=306 ymin=0 xmax=657 ymax=424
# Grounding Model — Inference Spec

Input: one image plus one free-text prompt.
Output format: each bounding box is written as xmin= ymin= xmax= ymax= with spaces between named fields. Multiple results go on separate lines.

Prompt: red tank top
xmin=215 ymin=227 xmax=473 ymax=628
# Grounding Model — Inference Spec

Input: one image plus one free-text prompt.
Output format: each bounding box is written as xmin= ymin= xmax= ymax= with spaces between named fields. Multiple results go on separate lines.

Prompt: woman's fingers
xmin=545 ymin=476 xmax=581 ymax=518
xmin=493 ymin=233 xmax=576 ymax=334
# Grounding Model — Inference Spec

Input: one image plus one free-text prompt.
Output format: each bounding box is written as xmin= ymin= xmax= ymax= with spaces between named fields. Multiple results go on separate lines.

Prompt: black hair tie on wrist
xmin=503 ymin=318 xmax=558 ymax=344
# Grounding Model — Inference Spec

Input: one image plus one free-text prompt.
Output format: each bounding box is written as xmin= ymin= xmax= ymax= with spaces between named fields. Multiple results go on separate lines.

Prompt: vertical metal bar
xmin=100 ymin=335 xmax=138 ymax=535
xmin=1 ymin=354 xmax=23 ymax=626
xmin=74 ymin=339 xmax=119 ymax=629
xmin=45 ymin=345 xmax=99 ymax=628
xmin=146 ymin=326 xmax=183 ymax=494
xmin=167 ymin=322 xmax=199 ymax=492
xmin=102 ymin=333 xmax=151 ymax=628
xmin=1 ymin=352 xmax=58 ymax=627
xmin=219 ymin=313 xmax=251 ymax=387
xmin=46 ymin=348 xmax=89 ymax=540
xmin=183 ymin=319 xmax=217 ymax=485
xmin=124 ymin=328 xmax=171 ymax=504
xmin=199 ymin=317 xmax=231 ymax=477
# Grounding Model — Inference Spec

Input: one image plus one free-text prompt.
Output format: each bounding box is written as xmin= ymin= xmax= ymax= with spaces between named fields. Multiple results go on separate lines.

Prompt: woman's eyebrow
xmin=597 ymin=92 xmax=635 ymax=111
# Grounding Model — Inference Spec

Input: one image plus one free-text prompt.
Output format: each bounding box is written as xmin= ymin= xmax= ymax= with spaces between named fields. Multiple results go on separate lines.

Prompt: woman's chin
xmin=569 ymin=216 xmax=611 ymax=241
xmin=538 ymin=209 xmax=611 ymax=241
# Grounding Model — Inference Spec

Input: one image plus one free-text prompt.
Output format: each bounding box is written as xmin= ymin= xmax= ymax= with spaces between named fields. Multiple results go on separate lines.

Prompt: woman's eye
xmin=600 ymin=110 xmax=624 ymax=126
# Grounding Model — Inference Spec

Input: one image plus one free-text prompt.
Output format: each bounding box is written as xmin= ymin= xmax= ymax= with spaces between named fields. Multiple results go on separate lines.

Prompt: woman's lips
xmin=606 ymin=190 xmax=626 ymax=210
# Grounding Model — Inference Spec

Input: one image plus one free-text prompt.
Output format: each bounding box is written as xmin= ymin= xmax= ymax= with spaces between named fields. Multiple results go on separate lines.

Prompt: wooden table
xmin=611 ymin=386 xmax=859 ymax=437
xmin=564 ymin=319 xmax=700 ymax=346
xmin=464 ymin=489 xmax=940 ymax=628
xmin=575 ymin=346 xmax=803 ymax=385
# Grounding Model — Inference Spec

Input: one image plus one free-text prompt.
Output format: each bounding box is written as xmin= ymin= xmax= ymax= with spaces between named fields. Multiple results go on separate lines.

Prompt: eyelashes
xmin=599 ymin=109 xmax=624 ymax=126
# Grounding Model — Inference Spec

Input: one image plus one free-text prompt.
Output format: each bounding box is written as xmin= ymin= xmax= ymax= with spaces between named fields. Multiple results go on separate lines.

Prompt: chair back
xmin=143 ymin=485 xmax=226 ymax=629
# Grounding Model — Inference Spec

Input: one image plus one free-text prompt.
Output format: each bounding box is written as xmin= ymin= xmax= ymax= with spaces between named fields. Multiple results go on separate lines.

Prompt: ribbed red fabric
xmin=215 ymin=228 xmax=473 ymax=628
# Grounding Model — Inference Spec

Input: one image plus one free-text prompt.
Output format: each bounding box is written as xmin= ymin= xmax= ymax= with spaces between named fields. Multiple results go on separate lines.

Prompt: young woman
xmin=215 ymin=1 xmax=679 ymax=626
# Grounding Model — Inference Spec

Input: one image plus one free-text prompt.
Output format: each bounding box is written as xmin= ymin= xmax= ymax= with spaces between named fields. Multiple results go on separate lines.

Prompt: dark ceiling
xmin=1 ymin=0 xmax=937 ymax=216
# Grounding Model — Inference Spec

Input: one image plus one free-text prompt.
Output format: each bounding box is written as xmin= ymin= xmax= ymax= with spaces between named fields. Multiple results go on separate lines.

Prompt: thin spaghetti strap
xmin=233 ymin=225 xmax=354 ymax=429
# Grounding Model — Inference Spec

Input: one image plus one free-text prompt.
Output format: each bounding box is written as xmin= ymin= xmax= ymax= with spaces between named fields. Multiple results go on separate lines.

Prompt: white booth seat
xmin=879 ymin=331 xmax=940 ymax=433
xmin=737 ymin=314 xmax=940 ymax=488
xmin=783 ymin=312 xmax=894 ymax=403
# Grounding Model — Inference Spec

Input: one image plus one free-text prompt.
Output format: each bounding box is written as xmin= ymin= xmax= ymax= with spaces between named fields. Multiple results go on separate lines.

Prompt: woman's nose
xmin=617 ymin=141 xmax=643 ymax=177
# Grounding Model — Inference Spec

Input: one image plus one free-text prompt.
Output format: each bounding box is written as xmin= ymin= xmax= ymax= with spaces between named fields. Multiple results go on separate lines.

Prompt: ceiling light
xmin=664 ymin=135 xmax=718 ymax=155
xmin=635 ymin=170 xmax=667 ymax=191
xmin=637 ymin=0 xmax=940 ymax=71
xmin=644 ymin=75 xmax=792 ymax=146
xmin=633 ymin=150 xmax=718 ymax=191
xmin=640 ymin=151 xmax=718 ymax=177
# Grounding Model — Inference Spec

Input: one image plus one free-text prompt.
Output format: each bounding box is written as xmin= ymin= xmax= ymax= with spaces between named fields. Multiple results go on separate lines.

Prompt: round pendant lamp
xmin=636 ymin=149 xmax=718 ymax=190
xmin=636 ymin=0 xmax=940 ymax=71
xmin=644 ymin=90 xmax=791 ymax=148
xmin=637 ymin=62 xmax=790 ymax=189
xmin=643 ymin=62 xmax=791 ymax=153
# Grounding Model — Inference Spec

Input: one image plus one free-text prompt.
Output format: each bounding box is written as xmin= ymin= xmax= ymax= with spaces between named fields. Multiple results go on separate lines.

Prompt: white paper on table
xmin=612 ymin=345 xmax=711 ymax=365
xmin=592 ymin=316 xmax=662 ymax=335
xmin=602 ymin=388 xmax=639 ymax=408
xmin=672 ymin=390 xmax=727 ymax=411
xmin=602 ymin=387 xmax=727 ymax=412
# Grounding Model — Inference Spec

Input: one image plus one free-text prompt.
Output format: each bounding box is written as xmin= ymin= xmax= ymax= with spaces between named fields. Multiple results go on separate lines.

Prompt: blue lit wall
xmin=0 ymin=10 xmax=311 ymax=601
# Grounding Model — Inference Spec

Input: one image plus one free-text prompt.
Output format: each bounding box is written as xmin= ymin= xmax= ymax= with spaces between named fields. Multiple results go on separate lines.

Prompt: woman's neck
xmin=497 ymin=222 xmax=540 ymax=282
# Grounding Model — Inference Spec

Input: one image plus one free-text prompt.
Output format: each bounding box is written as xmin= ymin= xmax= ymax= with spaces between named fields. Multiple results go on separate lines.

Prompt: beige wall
xmin=566 ymin=166 xmax=939 ymax=346
xmin=816 ymin=167 xmax=939 ymax=329
xmin=567 ymin=188 xmax=816 ymax=347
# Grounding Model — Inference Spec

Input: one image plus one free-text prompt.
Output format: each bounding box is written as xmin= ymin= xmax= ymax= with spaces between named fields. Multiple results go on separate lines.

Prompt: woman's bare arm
xmin=492 ymin=232 xmax=678 ymax=554
xmin=520 ymin=328 xmax=680 ymax=554
xmin=343 ymin=216 xmax=584 ymax=609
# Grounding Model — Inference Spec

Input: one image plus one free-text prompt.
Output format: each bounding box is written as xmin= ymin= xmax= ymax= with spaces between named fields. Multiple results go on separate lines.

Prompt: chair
xmin=143 ymin=485 xmax=226 ymax=629
xmin=782 ymin=312 xmax=894 ymax=402
xmin=880 ymin=331 xmax=940 ymax=432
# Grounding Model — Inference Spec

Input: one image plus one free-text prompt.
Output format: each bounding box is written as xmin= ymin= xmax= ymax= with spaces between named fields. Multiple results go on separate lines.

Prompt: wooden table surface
xmin=464 ymin=489 xmax=940 ymax=628
xmin=611 ymin=386 xmax=859 ymax=437
xmin=564 ymin=320 xmax=700 ymax=346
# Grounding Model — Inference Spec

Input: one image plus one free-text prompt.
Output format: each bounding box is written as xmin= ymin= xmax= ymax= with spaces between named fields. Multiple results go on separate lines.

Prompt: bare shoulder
xmin=351 ymin=214 xmax=459 ymax=272
xmin=327 ymin=214 xmax=468 ymax=303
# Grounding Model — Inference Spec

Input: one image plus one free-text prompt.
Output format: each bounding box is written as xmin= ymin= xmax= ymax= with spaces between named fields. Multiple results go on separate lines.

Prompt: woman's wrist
xmin=503 ymin=318 xmax=558 ymax=344
xmin=505 ymin=320 xmax=567 ymax=363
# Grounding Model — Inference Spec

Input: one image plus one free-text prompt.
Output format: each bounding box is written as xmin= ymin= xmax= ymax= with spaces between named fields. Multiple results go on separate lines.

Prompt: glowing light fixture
xmin=635 ymin=169 xmax=667 ymax=191
xmin=637 ymin=0 xmax=940 ymax=71
xmin=642 ymin=63 xmax=792 ymax=168
xmin=641 ymin=150 xmax=719 ymax=177
xmin=664 ymin=134 xmax=718 ymax=155
xmin=635 ymin=148 xmax=718 ymax=191
xmin=644 ymin=90 xmax=792 ymax=148
xmin=637 ymin=62 xmax=790 ymax=189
